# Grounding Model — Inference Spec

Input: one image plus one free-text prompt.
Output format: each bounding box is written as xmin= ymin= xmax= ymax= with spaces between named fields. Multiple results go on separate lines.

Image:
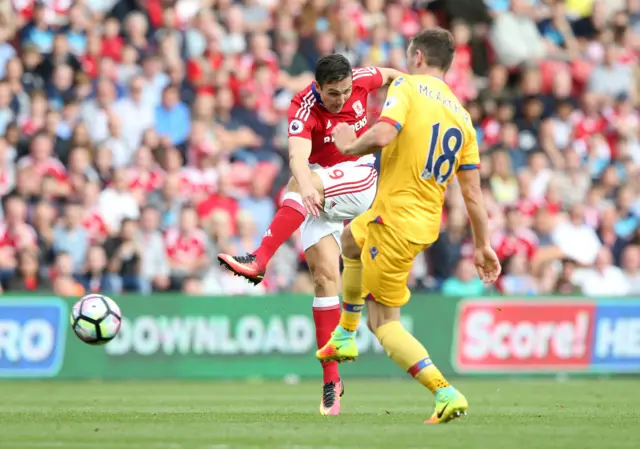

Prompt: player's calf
xmin=367 ymin=300 xmax=465 ymax=422
xmin=218 ymin=173 xmax=327 ymax=283
xmin=307 ymin=237 xmax=343 ymax=381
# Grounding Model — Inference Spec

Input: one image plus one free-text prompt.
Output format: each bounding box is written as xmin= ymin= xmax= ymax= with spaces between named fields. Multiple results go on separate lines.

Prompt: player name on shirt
xmin=416 ymin=83 xmax=470 ymax=122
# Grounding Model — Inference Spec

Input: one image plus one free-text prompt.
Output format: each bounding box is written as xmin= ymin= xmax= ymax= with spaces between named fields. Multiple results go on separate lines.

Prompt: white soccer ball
xmin=70 ymin=294 xmax=122 ymax=345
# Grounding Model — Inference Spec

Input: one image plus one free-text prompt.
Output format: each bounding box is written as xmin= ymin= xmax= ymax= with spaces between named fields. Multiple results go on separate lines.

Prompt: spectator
xmin=32 ymin=200 xmax=56 ymax=268
xmin=20 ymin=3 xmax=54 ymax=53
xmin=197 ymin=175 xmax=239 ymax=228
xmin=81 ymin=79 xmax=117 ymax=144
xmin=622 ymin=245 xmax=640 ymax=294
xmin=16 ymin=132 xmax=68 ymax=201
xmin=67 ymin=146 xmax=99 ymax=190
xmin=492 ymin=207 xmax=538 ymax=263
xmin=114 ymin=75 xmax=156 ymax=151
xmin=538 ymin=0 xmax=579 ymax=61
xmin=63 ymin=4 xmax=88 ymax=57
xmin=0 ymin=195 xmax=37 ymax=280
xmin=588 ymin=44 xmax=636 ymax=102
xmin=489 ymin=150 xmax=518 ymax=204
xmin=0 ymin=81 xmax=15 ymax=135
xmin=0 ymin=21 xmax=16 ymax=80
xmin=53 ymin=202 xmax=89 ymax=272
xmin=0 ymin=136 xmax=15 ymax=196
xmin=36 ymin=34 xmax=82 ymax=82
xmin=183 ymin=276 xmax=204 ymax=295
xmin=441 ymin=258 xmax=485 ymax=296
xmin=596 ymin=204 xmax=627 ymax=265
xmin=164 ymin=204 xmax=209 ymax=290
xmin=5 ymin=248 xmax=51 ymax=292
xmin=155 ymin=84 xmax=191 ymax=147
xmin=97 ymin=168 xmax=140 ymax=232
xmin=552 ymin=204 xmax=602 ymax=266
xmin=231 ymin=210 xmax=260 ymax=255
xmin=81 ymin=181 xmax=110 ymax=244
xmin=105 ymin=218 xmax=144 ymax=293
xmin=135 ymin=206 xmax=170 ymax=292
xmin=76 ymin=245 xmax=115 ymax=294
xmin=239 ymin=175 xmax=276 ymax=239
xmin=147 ymin=173 xmax=184 ymax=230
xmin=501 ymin=253 xmax=538 ymax=295
xmin=573 ymin=247 xmax=631 ymax=296
xmin=490 ymin=0 xmax=546 ymax=67
xmin=101 ymin=17 xmax=124 ymax=62
xmin=552 ymin=148 xmax=591 ymax=205
xmin=554 ymin=258 xmax=582 ymax=295
xmin=52 ymin=252 xmax=75 ymax=281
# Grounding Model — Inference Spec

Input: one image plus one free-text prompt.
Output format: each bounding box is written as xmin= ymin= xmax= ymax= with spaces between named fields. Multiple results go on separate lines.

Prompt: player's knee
xmin=286 ymin=174 xmax=324 ymax=199
xmin=341 ymin=226 xmax=361 ymax=260
xmin=311 ymin=266 xmax=339 ymax=296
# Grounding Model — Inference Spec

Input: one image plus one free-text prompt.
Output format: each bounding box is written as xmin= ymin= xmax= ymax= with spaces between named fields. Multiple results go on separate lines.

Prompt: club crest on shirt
xmin=289 ymin=119 xmax=304 ymax=134
xmin=353 ymin=100 xmax=364 ymax=117
xmin=383 ymin=97 xmax=398 ymax=110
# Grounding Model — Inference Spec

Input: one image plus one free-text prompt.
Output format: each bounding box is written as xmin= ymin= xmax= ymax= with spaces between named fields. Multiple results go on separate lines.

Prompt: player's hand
xmin=300 ymin=184 xmax=322 ymax=217
xmin=474 ymin=246 xmax=501 ymax=283
xmin=332 ymin=123 xmax=357 ymax=154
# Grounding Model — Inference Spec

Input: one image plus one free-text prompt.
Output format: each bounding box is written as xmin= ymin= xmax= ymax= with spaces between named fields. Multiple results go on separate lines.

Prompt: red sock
xmin=313 ymin=297 xmax=341 ymax=384
xmin=254 ymin=192 xmax=306 ymax=268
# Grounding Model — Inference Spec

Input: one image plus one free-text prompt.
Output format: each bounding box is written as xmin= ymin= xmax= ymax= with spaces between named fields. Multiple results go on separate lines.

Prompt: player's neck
xmin=415 ymin=68 xmax=445 ymax=81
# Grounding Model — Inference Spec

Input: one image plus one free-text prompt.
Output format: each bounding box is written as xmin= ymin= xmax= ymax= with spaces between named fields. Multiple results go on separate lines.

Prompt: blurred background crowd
xmin=1 ymin=0 xmax=640 ymax=298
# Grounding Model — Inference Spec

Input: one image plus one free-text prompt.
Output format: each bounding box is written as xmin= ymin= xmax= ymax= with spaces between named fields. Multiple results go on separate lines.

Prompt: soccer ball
xmin=70 ymin=294 xmax=122 ymax=345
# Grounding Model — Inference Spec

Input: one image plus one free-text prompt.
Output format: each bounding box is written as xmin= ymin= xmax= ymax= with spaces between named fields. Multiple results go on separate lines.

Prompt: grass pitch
xmin=0 ymin=379 xmax=638 ymax=449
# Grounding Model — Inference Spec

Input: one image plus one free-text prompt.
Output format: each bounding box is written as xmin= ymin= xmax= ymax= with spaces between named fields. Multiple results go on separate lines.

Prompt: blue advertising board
xmin=0 ymin=298 xmax=68 ymax=377
xmin=591 ymin=302 xmax=640 ymax=372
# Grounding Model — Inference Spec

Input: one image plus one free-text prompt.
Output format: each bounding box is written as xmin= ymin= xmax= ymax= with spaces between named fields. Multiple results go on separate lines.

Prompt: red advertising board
xmin=453 ymin=300 xmax=595 ymax=373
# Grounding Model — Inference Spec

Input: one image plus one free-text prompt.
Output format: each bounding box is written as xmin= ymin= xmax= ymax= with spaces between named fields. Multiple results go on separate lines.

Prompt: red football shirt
xmin=287 ymin=67 xmax=384 ymax=168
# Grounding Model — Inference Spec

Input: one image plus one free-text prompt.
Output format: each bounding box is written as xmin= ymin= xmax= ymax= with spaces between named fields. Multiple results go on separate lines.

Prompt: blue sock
xmin=335 ymin=325 xmax=356 ymax=339
xmin=435 ymin=385 xmax=457 ymax=400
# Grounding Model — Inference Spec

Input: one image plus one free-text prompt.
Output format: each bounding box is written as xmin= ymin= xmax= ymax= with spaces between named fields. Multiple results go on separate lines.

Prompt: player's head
xmin=314 ymin=54 xmax=352 ymax=114
xmin=406 ymin=28 xmax=454 ymax=76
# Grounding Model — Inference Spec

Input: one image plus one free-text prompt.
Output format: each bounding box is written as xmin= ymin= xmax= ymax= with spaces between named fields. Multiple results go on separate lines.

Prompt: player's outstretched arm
xmin=332 ymin=121 xmax=399 ymax=156
xmin=289 ymin=136 xmax=322 ymax=216
xmin=457 ymin=168 xmax=502 ymax=283
xmin=377 ymin=68 xmax=405 ymax=86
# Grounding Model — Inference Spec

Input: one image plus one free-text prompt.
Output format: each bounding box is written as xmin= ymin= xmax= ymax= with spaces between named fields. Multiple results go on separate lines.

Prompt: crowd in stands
xmin=1 ymin=0 xmax=640 ymax=298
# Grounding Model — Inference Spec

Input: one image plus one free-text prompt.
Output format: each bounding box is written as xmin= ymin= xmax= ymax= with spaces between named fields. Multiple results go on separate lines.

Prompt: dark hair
xmin=141 ymin=204 xmax=160 ymax=214
xmin=315 ymin=54 xmax=352 ymax=87
xmin=181 ymin=203 xmax=196 ymax=213
xmin=409 ymin=28 xmax=455 ymax=72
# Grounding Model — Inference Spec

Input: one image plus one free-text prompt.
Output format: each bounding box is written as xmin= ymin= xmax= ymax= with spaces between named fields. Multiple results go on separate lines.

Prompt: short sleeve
xmin=352 ymin=67 xmax=384 ymax=92
xmin=458 ymin=127 xmax=481 ymax=170
xmin=287 ymin=95 xmax=318 ymax=139
xmin=377 ymin=77 xmax=410 ymax=131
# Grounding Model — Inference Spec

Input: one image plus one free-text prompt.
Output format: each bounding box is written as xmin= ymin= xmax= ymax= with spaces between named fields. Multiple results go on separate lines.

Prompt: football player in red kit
xmin=218 ymin=55 xmax=403 ymax=415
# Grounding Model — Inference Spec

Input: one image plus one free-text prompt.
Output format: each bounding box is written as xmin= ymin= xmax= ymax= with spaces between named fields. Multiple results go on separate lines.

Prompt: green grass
xmin=0 ymin=379 xmax=638 ymax=449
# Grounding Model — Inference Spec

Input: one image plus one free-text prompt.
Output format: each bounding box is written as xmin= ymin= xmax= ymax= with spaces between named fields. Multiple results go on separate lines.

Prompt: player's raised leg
xmin=305 ymin=234 xmax=344 ymax=415
xmin=217 ymin=173 xmax=324 ymax=284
